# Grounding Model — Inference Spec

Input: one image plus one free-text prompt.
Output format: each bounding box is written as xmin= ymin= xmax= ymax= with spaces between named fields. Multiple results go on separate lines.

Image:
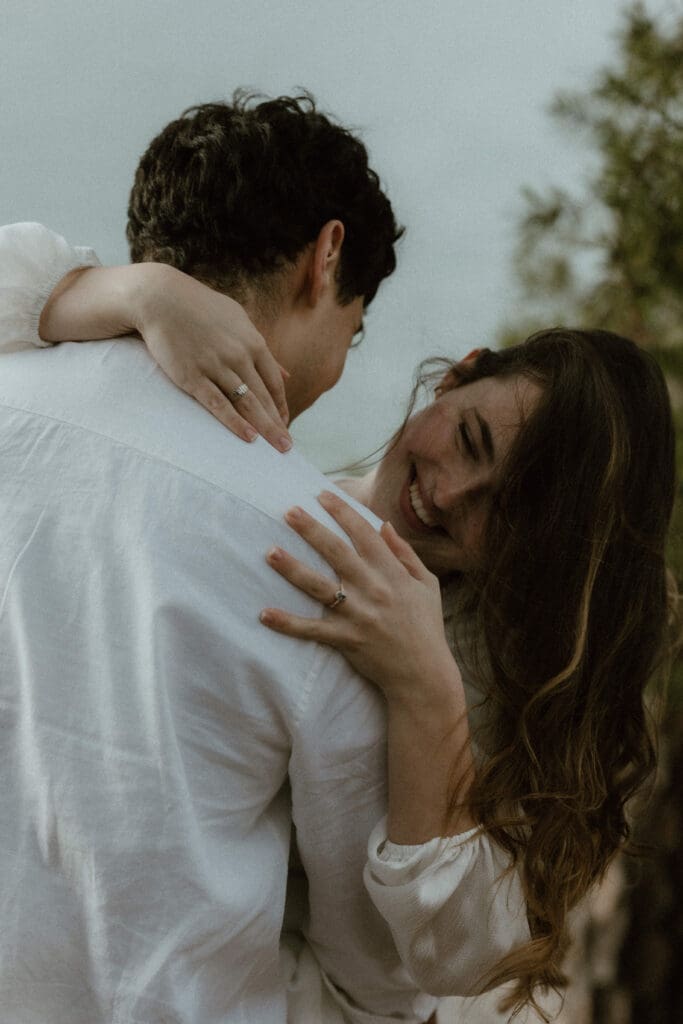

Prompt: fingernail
xmin=285 ymin=506 xmax=304 ymax=523
xmin=245 ymin=428 xmax=258 ymax=442
xmin=260 ymin=609 xmax=275 ymax=625
xmin=277 ymin=436 xmax=292 ymax=452
xmin=266 ymin=546 xmax=282 ymax=562
xmin=318 ymin=490 xmax=335 ymax=503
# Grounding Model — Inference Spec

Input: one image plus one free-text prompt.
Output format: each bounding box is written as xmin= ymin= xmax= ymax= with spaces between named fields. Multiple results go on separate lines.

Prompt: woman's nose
xmin=432 ymin=474 xmax=471 ymax=514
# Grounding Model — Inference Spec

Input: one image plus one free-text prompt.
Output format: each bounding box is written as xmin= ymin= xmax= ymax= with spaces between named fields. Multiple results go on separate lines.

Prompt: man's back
xmin=0 ymin=340 xmax=421 ymax=1023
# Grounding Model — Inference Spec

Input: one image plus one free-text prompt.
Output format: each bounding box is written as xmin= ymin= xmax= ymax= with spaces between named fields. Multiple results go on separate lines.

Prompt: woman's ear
xmin=435 ymin=349 xmax=482 ymax=396
xmin=308 ymin=220 xmax=345 ymax=306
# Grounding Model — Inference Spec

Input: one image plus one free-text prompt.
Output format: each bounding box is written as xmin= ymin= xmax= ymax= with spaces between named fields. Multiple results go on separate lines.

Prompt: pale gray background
xmin=1 ymin=0 xmax=676 ymax=467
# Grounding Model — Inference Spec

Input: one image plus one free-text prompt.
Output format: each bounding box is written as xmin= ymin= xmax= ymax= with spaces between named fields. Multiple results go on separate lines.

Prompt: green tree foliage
xmin=501 ymin=4 xmax=683 ymax=709
xmin=502 ymin=3 xmax=683 ymax=354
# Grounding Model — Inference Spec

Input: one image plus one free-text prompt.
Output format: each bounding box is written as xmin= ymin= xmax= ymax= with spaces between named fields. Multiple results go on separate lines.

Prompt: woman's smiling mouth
xmin=399 ymin=468 xmax=440 ymax=533
xmin=408 ymin=478 xmax=437 ymax=527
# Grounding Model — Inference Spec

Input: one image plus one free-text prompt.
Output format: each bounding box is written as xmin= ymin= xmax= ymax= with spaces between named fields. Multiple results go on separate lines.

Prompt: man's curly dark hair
xmin=126 ymin=91 xmax=403 ymax=306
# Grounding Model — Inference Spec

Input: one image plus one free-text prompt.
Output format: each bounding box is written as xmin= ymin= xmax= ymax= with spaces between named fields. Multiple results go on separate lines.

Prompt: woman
xmin=0 ymin=222 xmax=676 ymax=1021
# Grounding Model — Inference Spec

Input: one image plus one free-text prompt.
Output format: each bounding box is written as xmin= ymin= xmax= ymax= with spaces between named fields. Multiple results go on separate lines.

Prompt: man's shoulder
xmin=0 ymin=337 xmax=379 ymax=531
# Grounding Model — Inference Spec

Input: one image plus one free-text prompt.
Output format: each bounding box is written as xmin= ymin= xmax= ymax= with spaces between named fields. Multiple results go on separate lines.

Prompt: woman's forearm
xmin=39 ymin=263 xmax=170 ymax=343
xmin=385 ymin=663 xmax=476 ymax=844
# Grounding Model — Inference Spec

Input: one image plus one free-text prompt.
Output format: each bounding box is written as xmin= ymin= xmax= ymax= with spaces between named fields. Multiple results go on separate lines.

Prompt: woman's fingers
xmin=283 ymin=506 xmax=359 ymax=579
xmin=253 ymin=348 xmax=290 ymax=426
xmin=138 ymin=271 xmax=293 ymax=450
xmin=282 ymin=494 xmax=433 ymax=586
xmin=190 ymin=377 xmax=260 ymax=443
xmin=221 ymin=365 xmax=293 ymax=452
xmin=380 ymin=521 xmax=432 ymax=581
xmin=224 ymin=346 xmax=291 ymax=438
xmin=317 ymin=490 xmax=413 ymax=571
xmin=190 ymin=367 xmax=292 ymax=452
xmin=261 ymin=499 xmax=452 ymax=700
xmin=261 ymin=546 xmax=351 ymax=647
xmin=316 ymin=490 xmax=380 ymax=557
xmin=266 ymin=546 xmax=341 ymax=606
xmin=259 ymin=606 xmax=343 ymax=646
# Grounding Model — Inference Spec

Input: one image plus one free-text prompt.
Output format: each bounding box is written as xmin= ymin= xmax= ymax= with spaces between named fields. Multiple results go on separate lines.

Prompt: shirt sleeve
xmin=289 ymin=646 xmax=439 ymax=1024
xmin=364 ymin=818 xmax=531 ymax=997
xmin=0 ymin=222 xmax=100 ymax=352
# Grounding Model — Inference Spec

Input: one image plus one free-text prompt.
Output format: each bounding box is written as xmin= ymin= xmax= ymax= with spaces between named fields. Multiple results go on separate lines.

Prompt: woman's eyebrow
xmin=475 ymin=411 xmax=495 ymax=462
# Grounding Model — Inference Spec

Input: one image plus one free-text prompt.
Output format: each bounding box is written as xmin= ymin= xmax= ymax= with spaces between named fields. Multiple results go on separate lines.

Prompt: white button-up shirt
xmin=0 ymin=336 xmax=438 ymax=1023
xmin=0 ymin=223 xmax=529 ymax=1024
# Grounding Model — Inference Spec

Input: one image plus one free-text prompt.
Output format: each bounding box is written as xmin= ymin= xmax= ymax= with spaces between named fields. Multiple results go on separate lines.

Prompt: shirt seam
xmin=289 ymin=642 xmax=340 ymax=733
xmin=0 ymin=397 xmax=299 ymax=529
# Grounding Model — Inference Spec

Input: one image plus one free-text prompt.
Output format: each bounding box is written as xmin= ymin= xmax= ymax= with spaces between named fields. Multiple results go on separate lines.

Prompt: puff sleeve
xmin=364 ymin=819 xmax=530 ymax=997
xmin=0 ymin=222 xmax=100 ymax=352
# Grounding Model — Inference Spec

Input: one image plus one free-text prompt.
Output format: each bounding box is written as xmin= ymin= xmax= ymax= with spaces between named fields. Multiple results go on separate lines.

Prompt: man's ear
xmin=308 ymin=220 xmax=345 ymax=306
xmin=435 ymin=348 xmax=482 ymax=396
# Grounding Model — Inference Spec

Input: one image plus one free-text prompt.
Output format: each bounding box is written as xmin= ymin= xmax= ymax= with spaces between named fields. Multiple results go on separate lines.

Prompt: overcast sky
xmin=2 ymin=0 xmax=677 ymax=466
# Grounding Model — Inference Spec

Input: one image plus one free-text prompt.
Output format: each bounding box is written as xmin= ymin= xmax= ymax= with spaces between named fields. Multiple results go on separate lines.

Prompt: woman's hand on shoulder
xmin=130 ymin=264 xmax=292 ymax=451
xmin=260 ymin=490 xmax=460 ymax=707
xmin=41 ymin=262 xmax=292 ymax=452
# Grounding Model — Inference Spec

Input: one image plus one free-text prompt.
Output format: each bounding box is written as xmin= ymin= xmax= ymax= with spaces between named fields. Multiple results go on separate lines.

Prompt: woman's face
xmin=365 ymin=372 xmax=542 ymax=576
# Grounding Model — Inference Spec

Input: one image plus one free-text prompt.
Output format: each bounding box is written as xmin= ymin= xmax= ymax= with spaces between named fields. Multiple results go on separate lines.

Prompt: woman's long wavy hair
xmin=417 ymin=329 xmax=676 ymax=1018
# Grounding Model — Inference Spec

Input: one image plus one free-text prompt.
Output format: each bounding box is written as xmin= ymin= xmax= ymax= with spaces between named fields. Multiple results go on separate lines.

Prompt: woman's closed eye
xmin=459 ymin=421 xmax=479 ymax=461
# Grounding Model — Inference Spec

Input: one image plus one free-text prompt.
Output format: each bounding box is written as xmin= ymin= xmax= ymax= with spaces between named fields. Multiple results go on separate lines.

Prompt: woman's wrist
xmin=126 ymin=262 xmax=180 ymax=337
xmin=382 ymin=644 xmax=464 ymax=714
xmin=384 ymin=657 xmax=476 ymax=843
xmin=39 ymin=263 xmax=169 ymax=343
xmin=385 ymin=672 xmax=470 ymax=762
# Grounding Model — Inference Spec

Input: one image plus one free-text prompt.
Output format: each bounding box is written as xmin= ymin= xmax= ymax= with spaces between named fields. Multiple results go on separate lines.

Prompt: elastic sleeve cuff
xmin=0 ymin=222 xmax=100 ymax=351
xmin=368 ymin=816 xmax=482 ymax=884
xmin=363 ymin=817 xmax=530 ymax=997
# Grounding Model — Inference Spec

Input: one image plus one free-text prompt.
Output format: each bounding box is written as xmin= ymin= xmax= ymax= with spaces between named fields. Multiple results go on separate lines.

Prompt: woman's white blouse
xmin=0 ymin=221 xmax=530 ymax=1016
xmin=0 ymin=221 xmax=100 ymax=351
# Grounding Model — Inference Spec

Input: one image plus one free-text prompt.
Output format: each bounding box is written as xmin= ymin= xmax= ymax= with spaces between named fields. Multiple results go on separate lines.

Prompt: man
xmin=0 ymin=95 xmax=439 ymax=1022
